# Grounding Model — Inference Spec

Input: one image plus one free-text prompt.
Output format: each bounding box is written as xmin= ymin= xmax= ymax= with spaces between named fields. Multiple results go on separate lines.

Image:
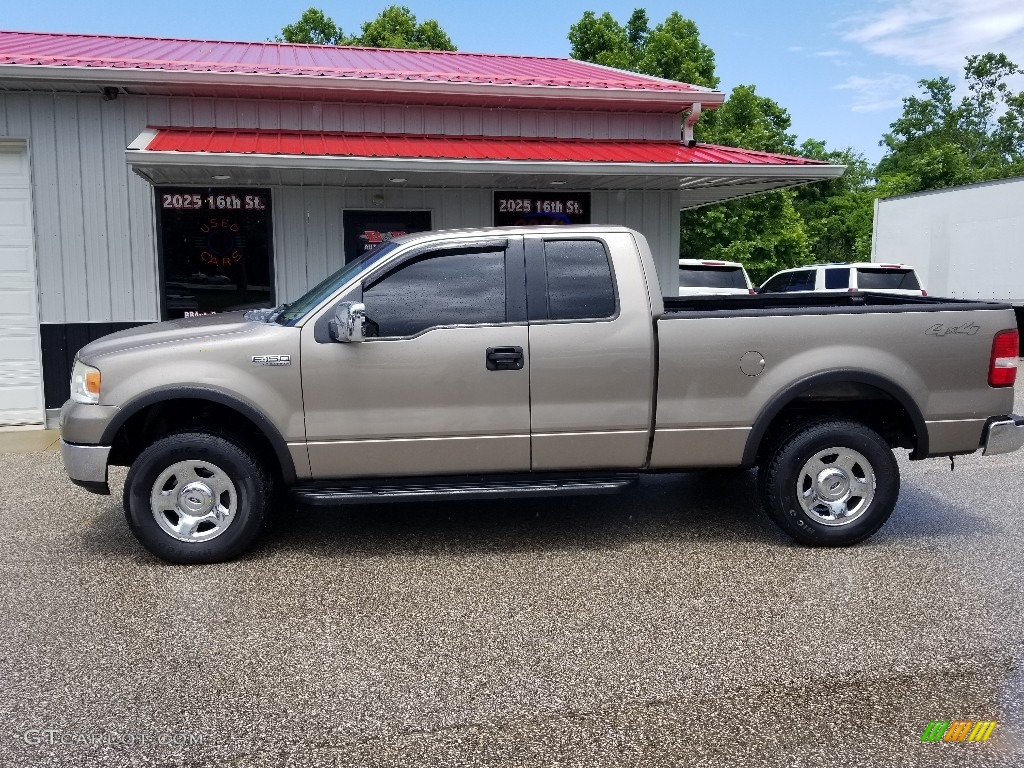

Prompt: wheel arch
xmin=742 ymin=370 xmax=928 ymax=466
xmin=102 ymin=387 xmax=297 ymax=484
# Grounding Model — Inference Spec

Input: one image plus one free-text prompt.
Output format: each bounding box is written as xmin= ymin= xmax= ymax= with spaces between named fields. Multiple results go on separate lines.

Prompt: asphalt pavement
xmin=2 ymin=386 xmax=1023 ymax=767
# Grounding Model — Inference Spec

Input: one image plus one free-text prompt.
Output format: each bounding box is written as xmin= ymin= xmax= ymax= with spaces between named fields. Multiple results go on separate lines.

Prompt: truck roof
xmin=386 ymin=224 xmax=637 ymax=247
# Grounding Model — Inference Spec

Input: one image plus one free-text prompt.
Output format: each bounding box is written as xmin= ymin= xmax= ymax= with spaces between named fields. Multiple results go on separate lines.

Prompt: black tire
xmin=757 ymin=419 xmax=899 ymax=546
xmin=123 ymin=432 xmax=272 ymax=564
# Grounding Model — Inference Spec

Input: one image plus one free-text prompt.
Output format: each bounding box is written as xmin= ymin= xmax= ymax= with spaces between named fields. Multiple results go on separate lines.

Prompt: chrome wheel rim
xmin=796 ymin=447 xmax=876 ymax=526
xmin=150 ymin=460 xmax=238 ymax=543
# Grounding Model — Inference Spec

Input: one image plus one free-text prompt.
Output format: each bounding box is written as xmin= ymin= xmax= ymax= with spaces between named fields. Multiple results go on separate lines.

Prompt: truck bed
xmin=650 ymin=291 xmax=1017 ymax=470
xmin=662 ymin=292 xmax=1009 ymax=317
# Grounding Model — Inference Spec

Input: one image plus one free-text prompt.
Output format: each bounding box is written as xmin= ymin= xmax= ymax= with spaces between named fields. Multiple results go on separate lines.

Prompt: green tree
xmin=877 ymin=52 xmax=1024 ymax=194
xmin=681 ymin=84 xmax=811 ymax=278
xmin=793 ymin=141 xmax=875 ymax=263
xmin=569 ymin=9 xmax=717 ymax=88
xmin=277 ymin=6 xmax=456 ymax=51
xmin=355 ymin=6 xmax=455 ymax=50
xmin=277 ymin=8 xmax=346 ymax=45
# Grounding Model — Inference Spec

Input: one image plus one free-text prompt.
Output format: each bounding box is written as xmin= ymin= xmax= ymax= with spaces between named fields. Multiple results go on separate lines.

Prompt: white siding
xmin=0 ymin=90 xmax=685 ymax=324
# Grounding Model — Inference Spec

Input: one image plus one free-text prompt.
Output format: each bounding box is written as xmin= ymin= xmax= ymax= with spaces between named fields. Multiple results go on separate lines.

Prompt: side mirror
xmin=329 ymin=302 xmax=367 ymax=343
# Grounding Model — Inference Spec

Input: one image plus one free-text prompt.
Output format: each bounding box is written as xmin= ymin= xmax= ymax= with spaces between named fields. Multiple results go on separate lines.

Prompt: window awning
xmin=127 ymin=127 xmax=845 ymax=206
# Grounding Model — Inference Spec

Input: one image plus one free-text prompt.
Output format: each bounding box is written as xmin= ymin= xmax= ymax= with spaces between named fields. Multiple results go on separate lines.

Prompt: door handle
xmin=486 ymin=346 xmax=524 ymax=371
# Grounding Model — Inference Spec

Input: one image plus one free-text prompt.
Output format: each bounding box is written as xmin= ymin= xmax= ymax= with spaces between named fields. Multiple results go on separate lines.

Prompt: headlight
xmin=70 ymin=360 xmax=102 ymax=404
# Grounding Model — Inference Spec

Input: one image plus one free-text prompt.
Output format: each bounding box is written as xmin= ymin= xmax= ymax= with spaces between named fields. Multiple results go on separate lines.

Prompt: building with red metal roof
xmin=0 ymin=30 xmax=843 ymax=424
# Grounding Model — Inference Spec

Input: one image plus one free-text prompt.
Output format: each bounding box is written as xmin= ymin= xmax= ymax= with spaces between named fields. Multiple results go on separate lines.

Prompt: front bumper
xmin=60 ymin=440 xmax=111 ymax=495
xmin=982 ymin=415 xmax=1024 ymax=456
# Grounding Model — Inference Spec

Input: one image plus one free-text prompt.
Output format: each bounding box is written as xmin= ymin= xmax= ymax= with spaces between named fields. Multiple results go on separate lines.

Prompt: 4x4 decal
xmin=926 ymin=322 xmax=980 ymax=337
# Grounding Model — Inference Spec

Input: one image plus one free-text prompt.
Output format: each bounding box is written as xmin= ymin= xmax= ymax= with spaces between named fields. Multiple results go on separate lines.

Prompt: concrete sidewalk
xmin=0 ymin=428 xmax=60 ymax=454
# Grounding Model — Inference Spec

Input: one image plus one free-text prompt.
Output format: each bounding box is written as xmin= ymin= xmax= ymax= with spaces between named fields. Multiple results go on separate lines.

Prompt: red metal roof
xmin=141 ymin=127 xmax=825 ymax=166
xmin=0 ymin=30 xmax=715 ymax=94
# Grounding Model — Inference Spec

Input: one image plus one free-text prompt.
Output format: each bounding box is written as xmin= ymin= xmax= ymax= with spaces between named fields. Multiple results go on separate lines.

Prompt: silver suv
xmin=759 ymin=263 xmax=926 ymax=296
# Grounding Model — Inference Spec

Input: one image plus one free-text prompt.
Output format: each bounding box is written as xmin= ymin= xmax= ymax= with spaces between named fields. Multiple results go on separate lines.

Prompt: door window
xmin=543 ymin=240 xmax=616 ymax=320
xmin=362 ymin=248 xmax=506 ymax=337
xmin=825 ymin=268 xmax=850 ymax=289
xmin=759 ymin=273 xmax=790 ymax=293
xmin=786 ymin=270 xmax=817 ymax=291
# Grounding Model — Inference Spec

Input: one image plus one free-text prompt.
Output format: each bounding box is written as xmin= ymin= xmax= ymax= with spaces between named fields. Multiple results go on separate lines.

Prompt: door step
xmin=292 ymin=472 xmax=639 ymax=506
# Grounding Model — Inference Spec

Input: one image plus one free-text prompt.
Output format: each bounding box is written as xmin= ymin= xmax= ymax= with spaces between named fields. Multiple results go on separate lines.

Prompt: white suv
xmin=678 ymin=259 xmax=755 ymax=296
xmin=758 ymin=263 xmax=926 ymax=296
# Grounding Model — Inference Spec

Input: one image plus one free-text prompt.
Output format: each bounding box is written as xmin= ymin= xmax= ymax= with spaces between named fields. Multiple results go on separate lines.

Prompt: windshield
xmin=274 ymin=242 xmax=399 ymax=326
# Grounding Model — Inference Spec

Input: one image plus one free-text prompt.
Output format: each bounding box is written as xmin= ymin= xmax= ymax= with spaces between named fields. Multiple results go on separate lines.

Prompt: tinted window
xmin=856 ymin=268 xmax=921 ymax=290
xmin=679 ymin=265 xmax=748 ymax=289
xmin=825 ymin=268 xmax=850 ymax=289
xmin=759 ymin=273 xmax=790 ymax=293
xmin=786 ymin=270 xmax=817 ymax=291
xmin=362 ymin=248 xmax=505 ymax=337
xmin=544 ymin=240 xmax=616 ymax=320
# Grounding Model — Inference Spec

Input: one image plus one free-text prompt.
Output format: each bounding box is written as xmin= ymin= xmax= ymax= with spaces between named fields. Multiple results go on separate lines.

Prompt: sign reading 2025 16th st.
xmin=493 ymin=192 xmax=591 ymax=226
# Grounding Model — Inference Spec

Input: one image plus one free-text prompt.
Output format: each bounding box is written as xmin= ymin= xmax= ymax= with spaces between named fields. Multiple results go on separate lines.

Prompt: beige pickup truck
xmin=60 ymin=226 xmax=1024 ymax=563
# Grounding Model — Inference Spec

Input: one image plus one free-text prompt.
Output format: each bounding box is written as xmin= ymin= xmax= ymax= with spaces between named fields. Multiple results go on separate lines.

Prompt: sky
xmin=5 ymin=0 xmax=1024 ymax=163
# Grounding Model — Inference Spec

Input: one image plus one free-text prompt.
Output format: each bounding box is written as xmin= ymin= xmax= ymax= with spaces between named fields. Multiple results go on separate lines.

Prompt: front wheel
xmin=123 ymin=432 xmax=272 ymax=563
xmin=758 ymin=419 xmax=899 ymax=546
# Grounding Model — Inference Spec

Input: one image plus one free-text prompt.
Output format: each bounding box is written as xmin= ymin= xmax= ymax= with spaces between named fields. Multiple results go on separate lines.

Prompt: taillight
xmin=848 ymin=288 xmax=858 ymax=292
xmin=748 ymin=288 xmax=756 ymax=295
xmin=989 ymin=329 xmax=1019 ymax=387
xmin=921 ymin=289 xmax=928 ymax=296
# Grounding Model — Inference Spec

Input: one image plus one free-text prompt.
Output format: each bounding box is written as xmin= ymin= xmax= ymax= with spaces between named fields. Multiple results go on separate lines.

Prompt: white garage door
xmin=0 ymin=143 xmax=44 ymax=426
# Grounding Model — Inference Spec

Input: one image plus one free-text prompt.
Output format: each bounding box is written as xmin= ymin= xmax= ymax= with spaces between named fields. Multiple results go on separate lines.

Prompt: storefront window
xmin=156 ymin=187 xmax=273 ymax=319
xmin=342 ymin=210 xmax=432 ymax=264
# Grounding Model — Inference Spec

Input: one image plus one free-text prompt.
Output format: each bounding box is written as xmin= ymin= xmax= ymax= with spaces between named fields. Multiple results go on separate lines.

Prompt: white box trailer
xmin=872 ymin=176 xmax=1024 ymax=348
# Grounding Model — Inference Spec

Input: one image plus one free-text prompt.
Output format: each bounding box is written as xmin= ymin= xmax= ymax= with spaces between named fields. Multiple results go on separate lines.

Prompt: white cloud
xmin=835 ymin=73 xmax=917 ymax=112
xmin=843 ymin=0 xmax=1024 ymax=70
xmin=815 ymin=50 xmax=847 ymax=58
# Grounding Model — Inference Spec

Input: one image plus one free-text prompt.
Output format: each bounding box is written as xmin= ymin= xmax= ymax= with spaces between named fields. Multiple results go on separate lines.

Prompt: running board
xmin=292 ymin=473 xmax=639 ymax=506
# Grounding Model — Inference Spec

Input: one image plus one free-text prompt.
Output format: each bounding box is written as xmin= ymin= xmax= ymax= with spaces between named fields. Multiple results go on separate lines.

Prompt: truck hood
xmin=77 ymin=312 xmax=262 ymax=361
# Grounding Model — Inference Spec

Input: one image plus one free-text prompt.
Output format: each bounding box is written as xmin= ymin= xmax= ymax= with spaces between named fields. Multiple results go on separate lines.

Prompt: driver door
xmin=300 ymin=237 xmax=531 ymax=478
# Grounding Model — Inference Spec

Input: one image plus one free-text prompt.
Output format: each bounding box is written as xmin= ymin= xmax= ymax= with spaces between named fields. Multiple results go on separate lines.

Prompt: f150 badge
xmin=252 ymin=355 xmax=291 ymax=366
xmin=926 ymin=322 xmax=980 ymax=337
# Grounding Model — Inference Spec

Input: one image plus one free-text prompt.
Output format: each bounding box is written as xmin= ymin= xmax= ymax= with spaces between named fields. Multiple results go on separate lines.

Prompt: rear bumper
xmin=60 ymin=439 xmax=111 ymax=495
xmin=982 ymin=415 xmax=1024 ymax=456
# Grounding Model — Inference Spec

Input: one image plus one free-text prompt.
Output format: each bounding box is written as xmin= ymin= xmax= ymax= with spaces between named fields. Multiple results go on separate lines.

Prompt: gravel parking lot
xmin=2 ymin=386 xmax=1024 ymax=767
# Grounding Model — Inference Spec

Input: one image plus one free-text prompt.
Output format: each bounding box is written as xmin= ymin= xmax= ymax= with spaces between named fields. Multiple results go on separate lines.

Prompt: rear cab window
xmin=541 ymin=239 xmax=616 ymax=321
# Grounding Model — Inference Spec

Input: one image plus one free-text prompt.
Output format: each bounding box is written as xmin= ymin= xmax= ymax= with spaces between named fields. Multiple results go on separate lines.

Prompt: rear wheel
xmin=123 ymin=432 xmax=272 ymax=563
xmin=758 ymin=419 xmax=899 ymax=546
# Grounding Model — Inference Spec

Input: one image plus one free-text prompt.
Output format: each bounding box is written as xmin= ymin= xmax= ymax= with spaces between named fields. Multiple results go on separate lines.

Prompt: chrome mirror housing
xmin=329 ymin=301 xmax=367 ymax=343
